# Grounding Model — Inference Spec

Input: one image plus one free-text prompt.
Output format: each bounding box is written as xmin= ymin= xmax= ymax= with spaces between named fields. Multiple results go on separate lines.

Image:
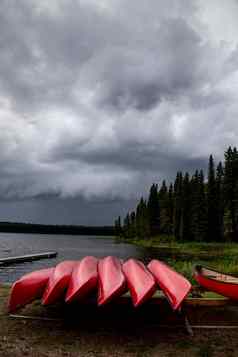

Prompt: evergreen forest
xmin=114 ymin=146 xmax=238 ymax=242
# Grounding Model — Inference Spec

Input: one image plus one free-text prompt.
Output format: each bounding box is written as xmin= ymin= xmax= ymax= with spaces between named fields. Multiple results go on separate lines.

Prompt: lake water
xmin=0 ymin=233 xmax=156 ymax=282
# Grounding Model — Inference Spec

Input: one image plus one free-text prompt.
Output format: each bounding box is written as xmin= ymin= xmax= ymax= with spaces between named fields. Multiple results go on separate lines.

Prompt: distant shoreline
xmin=0 ymin=221 xmax=114 ymax=236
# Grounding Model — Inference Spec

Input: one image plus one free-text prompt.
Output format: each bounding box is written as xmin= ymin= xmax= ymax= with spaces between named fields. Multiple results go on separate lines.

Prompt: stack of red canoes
xmin=8 ymin=256 xmax=192 ymax=313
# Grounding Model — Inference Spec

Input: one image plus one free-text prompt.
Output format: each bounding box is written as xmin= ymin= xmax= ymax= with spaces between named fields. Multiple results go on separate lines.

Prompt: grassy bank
xmin=1 ymin=284 xmax=238 ymax=356
xmin=118 ymin=236 xmax=238 ymax=281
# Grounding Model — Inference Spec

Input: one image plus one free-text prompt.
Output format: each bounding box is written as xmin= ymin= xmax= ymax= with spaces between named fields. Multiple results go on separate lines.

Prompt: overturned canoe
xmin=194 ymin=265 xmax=238 ymax=300
xmin=8 ymin=267 xmax=54 ymax=312
xmin=65 ymin=256 xmax=98 ymax=303
xmin=148 ymin=260 xmax=191 ymax=310
xmin=42 ymin=260 xmax=76 ymax=305
xmin=123 ymin=259 xmax=156 ymax=307
xmin=98 ymin=256 xmax=126 ymax=305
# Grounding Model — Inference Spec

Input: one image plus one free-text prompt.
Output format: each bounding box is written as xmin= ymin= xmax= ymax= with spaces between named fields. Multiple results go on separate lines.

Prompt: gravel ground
xmin=1 ymin=284 xmax=238 ymax=356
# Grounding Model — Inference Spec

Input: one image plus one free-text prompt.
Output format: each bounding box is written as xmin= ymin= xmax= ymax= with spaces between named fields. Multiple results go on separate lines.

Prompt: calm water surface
xmin=0 ymin=233 xmax=156 ymax=282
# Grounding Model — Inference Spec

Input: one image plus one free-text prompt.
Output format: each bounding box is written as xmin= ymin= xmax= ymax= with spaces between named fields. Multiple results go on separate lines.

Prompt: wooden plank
xmin=0 ymin=251 xmax=57 ymax=265
xmin=184 ymin=297 xmax=230 ymax=307
xmin=9 ymin=315 xmax=238 ymax=329
xmin=9 ymin=314 xmax=62 ymax=322
xmin=67 ymin=295 xmax=231 ymax=307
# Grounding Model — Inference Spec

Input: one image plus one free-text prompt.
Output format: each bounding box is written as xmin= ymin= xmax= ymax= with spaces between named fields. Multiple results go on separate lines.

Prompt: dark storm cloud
xmin=96 ymin=18 xmax=203 ymax=111
xmin=0 ymin=0 xmax=238 ymax=208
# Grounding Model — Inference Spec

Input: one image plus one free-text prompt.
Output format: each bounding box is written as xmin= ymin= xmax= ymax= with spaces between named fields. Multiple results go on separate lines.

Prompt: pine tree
xmin=123 ymin=213 xmax=130 ymax=238
xmin=114 ymin=216 xmax=122 ymax=236
xmin=136 ymin=198 xmax=149 ymax=239
xmin=167 ymin=183 xmax=174 ymax=235
xmin=190 ymin=170 xmax=207 ymax=241
xmin=181 ymin=172 xmax=191 ymax=240
xmin=136 ymin=199 xmax=143 ymax=239
xmin=207 ymin=155 xmax=219 ymax=241
xmin=158 ymin=180 xmax=170 ymax=234
xmin=129 ymin=211 xmax=136 ymax=237
xmin=190 ymin=171 xmax=199 ymax=240
xmin=216 ymin=162 xmax=224 ymax=241
xmin=174 ymin=172 xmax=183 ymax=240
xmin=224 ymin=147 xmax=238 ymax=239
xmin=142 ymin=199 xmax=150 ymax=238
xmin=147 ymin=184 xmax=160 ymax=236
xmin=198 ymin=170 xmax=208 ymax=241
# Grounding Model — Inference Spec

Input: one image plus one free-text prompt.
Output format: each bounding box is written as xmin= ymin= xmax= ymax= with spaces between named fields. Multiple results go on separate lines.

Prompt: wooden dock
xmin=0 ymin=252 xmax=57 ymax=266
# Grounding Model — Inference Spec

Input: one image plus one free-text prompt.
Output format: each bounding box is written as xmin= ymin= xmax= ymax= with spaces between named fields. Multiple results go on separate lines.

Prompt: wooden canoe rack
xmin=7 ymin=283 xmax=238 ymax=336
xmin=9 ymin=292 xmax=238 ymax=337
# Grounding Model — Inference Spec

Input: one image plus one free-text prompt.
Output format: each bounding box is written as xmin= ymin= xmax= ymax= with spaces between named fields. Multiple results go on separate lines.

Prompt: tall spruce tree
xmin=198 ymin=170 xmax=208 ymax=241
xmin=181 ymin=172 xmax=191 ymax=240
xmin=129 ymin=211 xmax=136 ymax=237
xmin=114 ymin=216 xmax=122 ymax=236
xmin=216 ymin=162 xmax=224 ymax=241
xmin=190 ymin=170 xmax=207 ymax=241
xmin=147 ymin=183 xmax=160 ymax=236
xmin=224 ymin=147 xmax=238 ymax=239
xmin=207 ymin=155 xmax=219 ymax=241
xmin=142 ymin=199 xmax=150 ymax=238
xmin=123 ymin=213 xmax=131 ymax=238
xmin=158 ymin=180 xmax=170 ymax=234
xmin=173 ymin=172 xmax=183 ymax=240
xmin=135 ymin=199 xmax=143 ymax=239
xmin=167 ymin=183 xmax=174 ymax=235
xmin=136 ymin=198 xmax=150 ymax=239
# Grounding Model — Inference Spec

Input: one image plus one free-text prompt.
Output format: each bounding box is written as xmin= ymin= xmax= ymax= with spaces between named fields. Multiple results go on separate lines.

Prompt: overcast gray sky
xmin=0 ymin=0 xmax=238 ymax=224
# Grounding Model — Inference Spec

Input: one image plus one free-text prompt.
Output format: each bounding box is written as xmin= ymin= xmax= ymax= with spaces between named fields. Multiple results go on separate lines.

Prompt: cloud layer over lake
xmin=1 ymin=0 xmax=238 ymax=222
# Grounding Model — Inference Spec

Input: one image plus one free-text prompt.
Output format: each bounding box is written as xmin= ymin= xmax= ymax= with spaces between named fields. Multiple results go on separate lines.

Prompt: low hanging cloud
xmin=0 ymin=0 xmax=238 ymax=201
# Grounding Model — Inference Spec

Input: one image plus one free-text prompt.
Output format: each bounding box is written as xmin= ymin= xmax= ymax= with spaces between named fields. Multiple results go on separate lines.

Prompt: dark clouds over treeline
xmin=0 ymin=0 xmax=238 ymax=223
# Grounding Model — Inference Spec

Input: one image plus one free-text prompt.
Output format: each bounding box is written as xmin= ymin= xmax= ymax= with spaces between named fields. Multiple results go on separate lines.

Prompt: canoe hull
xmin=42 ymin=260 xmax=76 ymax=305
xmin=8 ymin=267 xmax=54 ymax=312
xmin=194 ymin=266 xmax=238 ymax=300
xmin=98 ymin=256 xmax=126 ymax=305
xmin=148 ymin=260 xmax=191 ymax=310
xmin=65 ymin=256 xmax=98 ymax=303
xmin=123 ymin=259 xmax=156 ymax=307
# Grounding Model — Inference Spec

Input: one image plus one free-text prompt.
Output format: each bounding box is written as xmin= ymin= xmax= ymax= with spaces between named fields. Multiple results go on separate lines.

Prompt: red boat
xmin=98 ymin=256 xmax=126 ymax=305
xmin=123 ymin=259 xmax=156 ymax=307
xmin=8 ymin=267 xmax=54 ymax=312
xmin=194 ymin=265 xmax=238 ymax=299
xmin=148 ymin=260 xmax=191 ymax=310
xmin=65 ymin=256 xmax=98 ymax=303
xmin=42 ymin=260 xmax=76 ymax=305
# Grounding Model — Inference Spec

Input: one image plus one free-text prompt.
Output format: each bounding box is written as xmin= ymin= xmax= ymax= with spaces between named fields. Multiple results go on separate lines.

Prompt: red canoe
xmin=123 ymin=259 xmax=156 ymax=307
xmin=8 ymin=267 xmax=54 ymax=312
xmin=148 ymin=260 xmax=191 ymax=310
xmin=65 ymin=256 xmax=98 ymax=303
xmin=194 ymin=265 xmax=238 ymax=299
xmin=98 ymin=256 xmax=126 ymax=305
xmin=42 ymin=260 xmax=76 ymax=305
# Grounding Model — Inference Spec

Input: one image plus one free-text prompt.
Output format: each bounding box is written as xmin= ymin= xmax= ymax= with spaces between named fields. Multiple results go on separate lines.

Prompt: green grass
xmin=118 ymin=235 xmax=238 ymax=281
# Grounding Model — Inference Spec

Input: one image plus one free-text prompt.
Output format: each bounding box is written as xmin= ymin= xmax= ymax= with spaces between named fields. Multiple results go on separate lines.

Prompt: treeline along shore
xmin=115 ymin=146 xmax=238 ymax=242
xmin=0 ymin=222 xmax=114 ymax=236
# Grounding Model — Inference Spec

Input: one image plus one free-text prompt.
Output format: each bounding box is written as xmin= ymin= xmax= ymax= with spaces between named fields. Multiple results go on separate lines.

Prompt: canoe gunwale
xmin=194 ymin=265 xmax=238 ymax=286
